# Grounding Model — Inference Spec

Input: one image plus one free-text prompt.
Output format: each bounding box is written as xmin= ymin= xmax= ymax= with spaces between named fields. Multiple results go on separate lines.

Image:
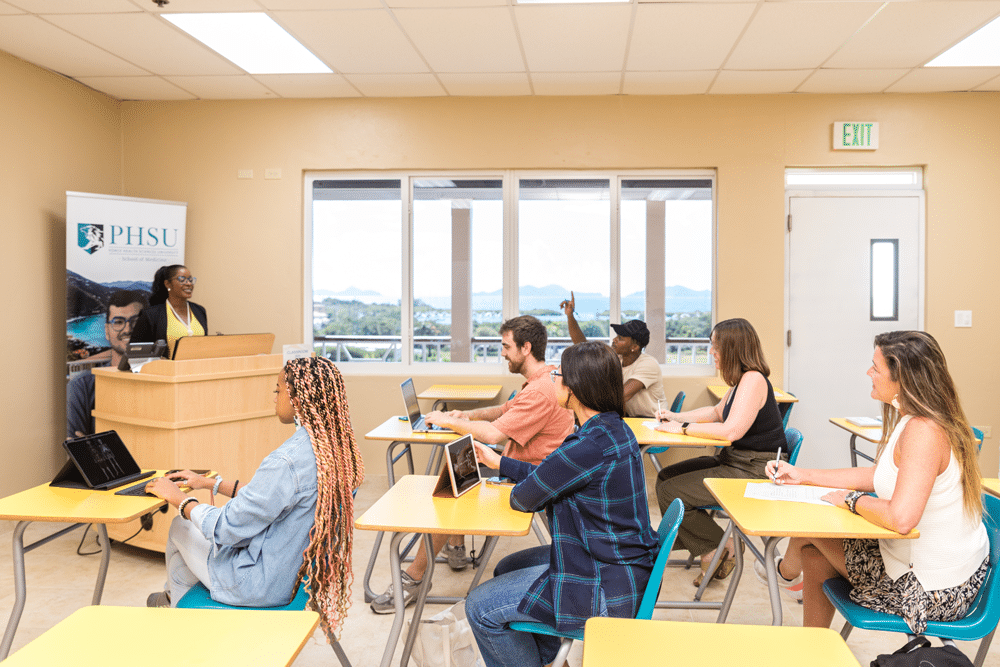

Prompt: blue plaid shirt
xmin=498 ymin=411 xmax=659 ymax=633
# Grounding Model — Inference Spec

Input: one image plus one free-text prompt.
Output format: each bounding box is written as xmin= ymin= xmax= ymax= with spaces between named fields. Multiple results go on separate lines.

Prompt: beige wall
xmin=4 ymin=47 xmax=998 ymax=493
xmin=1 ymin=52 xmax=122 ymax=497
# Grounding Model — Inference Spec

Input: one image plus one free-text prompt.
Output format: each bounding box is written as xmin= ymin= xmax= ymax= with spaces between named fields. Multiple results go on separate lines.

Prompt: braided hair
xmin=283 ymin=357 xmax=364 ymax=640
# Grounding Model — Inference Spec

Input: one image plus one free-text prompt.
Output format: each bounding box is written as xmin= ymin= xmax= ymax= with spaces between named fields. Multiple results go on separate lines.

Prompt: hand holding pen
xmin=767 ymin=451 xmax=803 ymax=486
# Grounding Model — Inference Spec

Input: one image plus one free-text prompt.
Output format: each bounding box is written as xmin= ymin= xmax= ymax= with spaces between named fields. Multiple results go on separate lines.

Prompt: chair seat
xmin=824 ymin=577 xmax=995 ymax=641
xmin=176 ymin=581 xmax=309 ymax=611
xmin=509 ymin=621 xmax=585 ymax=642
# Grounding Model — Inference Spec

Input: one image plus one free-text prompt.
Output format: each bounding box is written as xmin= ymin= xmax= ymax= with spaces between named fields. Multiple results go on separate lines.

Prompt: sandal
xmin=692 ymin=546 xmax=730 ymax=587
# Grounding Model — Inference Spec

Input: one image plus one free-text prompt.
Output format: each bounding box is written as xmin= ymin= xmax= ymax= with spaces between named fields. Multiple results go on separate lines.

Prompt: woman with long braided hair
xmin=144 ymin=357 xmax=364 ymax=639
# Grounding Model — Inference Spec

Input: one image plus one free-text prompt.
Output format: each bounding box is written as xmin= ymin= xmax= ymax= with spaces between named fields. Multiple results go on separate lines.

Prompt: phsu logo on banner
xmin=78 ymin=223 xmax=104 ymax=254
xmin=77 ymin=223 xmax=180 ymax=254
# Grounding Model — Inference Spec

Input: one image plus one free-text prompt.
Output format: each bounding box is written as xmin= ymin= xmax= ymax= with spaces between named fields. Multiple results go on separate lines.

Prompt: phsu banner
xmin=65 ymin=191 xmax=186 ymax=437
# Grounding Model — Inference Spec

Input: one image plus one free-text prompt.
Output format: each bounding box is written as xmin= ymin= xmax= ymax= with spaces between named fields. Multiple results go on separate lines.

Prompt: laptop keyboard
xmin=114 ymin=479 xmax=156 ymax=497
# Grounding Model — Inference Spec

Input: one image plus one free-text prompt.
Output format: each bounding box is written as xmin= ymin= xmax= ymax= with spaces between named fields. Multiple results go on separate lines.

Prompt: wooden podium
xmin=91 ymin=354 xmax=294 ymax=552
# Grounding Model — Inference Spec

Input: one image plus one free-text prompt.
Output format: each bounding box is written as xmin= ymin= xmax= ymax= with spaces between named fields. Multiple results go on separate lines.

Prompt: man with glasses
xmin=370 ymin=315 xmax=574 ymax=614
xmin=67 ymin=290 xmax=148 ymax=437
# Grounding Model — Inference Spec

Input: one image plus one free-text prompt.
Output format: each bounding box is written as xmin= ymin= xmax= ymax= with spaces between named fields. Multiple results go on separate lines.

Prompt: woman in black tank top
xmin=653 ymin=318 xmax=785 ymax=586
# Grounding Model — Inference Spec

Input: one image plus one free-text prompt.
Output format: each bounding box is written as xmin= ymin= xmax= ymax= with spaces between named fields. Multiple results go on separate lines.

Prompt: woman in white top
xmin=766 ymin=331 xmax=987 ymax=632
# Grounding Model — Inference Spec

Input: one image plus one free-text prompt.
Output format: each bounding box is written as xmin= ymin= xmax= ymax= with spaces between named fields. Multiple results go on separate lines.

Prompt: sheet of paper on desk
xmin=847 ymin=417 xmax=882 ymax=427
xmin=643 ymin=420 xmax=660 ymax=429
xmin=744 ymin=483 xmax=839 ymax=506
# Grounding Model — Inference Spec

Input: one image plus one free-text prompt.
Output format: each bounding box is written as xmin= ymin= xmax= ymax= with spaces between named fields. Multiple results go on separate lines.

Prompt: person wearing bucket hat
xmin=560 ymin=291 xmax=666 ymax=418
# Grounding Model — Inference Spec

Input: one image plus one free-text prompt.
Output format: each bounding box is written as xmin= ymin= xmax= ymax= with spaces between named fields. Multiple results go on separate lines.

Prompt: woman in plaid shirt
xmin=466 ymin=341 xmax=660 ymax=667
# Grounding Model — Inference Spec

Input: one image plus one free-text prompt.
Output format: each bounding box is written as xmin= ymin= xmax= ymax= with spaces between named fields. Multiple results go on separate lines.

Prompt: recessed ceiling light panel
xmin=926 ymin=15 xmax=1000 ymax=67
xmin=164 ymin=13 xmax=332 ymax=74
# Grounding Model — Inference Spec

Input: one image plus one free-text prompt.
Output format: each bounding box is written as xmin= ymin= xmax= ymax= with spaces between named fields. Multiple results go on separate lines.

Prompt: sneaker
xmin=753 ymin=557 xmax=803 ymax=589
xmin=443 ymin=543 xmax=470 ymax=571
xmin=146 ymin=591 xmax=170 ymax=608
xmin=370 ymin=571 xmax=428 ymax=614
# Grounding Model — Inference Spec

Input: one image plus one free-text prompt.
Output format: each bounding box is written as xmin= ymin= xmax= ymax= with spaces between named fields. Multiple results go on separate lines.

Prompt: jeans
xmin=493 ymin=545 xmax=549 ymax=577
xmin=165 ymin=516 xmax=211 ymax=606
xmin=466 ymin=564 xmax=560 ymax=667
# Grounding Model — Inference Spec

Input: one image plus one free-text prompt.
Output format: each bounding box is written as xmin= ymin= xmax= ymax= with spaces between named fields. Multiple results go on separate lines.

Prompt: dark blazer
xmin=130 ymin=302 xmax=208 ymax=349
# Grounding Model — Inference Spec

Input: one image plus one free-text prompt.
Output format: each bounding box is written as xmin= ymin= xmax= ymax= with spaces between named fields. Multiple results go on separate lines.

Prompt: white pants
xmin=165 ymin=515 xmax=212 ymax=607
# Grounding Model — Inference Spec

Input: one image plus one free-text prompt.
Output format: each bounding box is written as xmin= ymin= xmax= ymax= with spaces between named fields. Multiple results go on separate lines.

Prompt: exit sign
xmin=833 ymin=122 xmax=879 ymax=150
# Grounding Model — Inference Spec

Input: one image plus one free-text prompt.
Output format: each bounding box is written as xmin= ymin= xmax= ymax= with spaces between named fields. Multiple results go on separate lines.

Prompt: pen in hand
xmin=657 ymin=399 xmax=664 ymax=422
xmin=771 ymin=447 xmax=783 ymax=484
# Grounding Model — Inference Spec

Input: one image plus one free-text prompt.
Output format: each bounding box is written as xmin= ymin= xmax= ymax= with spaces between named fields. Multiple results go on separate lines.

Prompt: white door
xmin=786 ymin=193 xmax=923 ymax=469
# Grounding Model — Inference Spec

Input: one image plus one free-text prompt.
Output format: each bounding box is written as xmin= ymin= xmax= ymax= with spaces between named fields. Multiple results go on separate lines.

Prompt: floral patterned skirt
xmin=843 ymin=538 xmax=987 ymax=634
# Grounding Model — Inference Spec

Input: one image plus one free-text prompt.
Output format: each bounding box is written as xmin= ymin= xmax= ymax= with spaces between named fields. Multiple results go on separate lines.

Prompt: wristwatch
xmin=681 ymin=422 xmax=690 ymax=436
xmin=844 ymin=490 xmax=866 ymax=515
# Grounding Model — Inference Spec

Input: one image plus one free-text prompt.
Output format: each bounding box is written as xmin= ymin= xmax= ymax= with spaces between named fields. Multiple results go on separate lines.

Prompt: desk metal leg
xmin=763 ymin=536 xmax=783 ymax=626
xmin=378 ymin=532 xmax=408 ymax=667
xmin=849 ymin=434 xmax=858 ymax=468
xmin=401 ymin=533 xmax=436 ymax=667
xmin=2 ymin=521 xmax=91 ymax=660
xmin=92 ymin=524 xmax=110 ymax=605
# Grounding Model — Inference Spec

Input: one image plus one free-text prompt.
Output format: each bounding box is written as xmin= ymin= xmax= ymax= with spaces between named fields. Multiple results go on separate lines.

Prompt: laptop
xmin=401 ymin=378 xmax=454 ymax=433
xmin=432 ymin=434 xmax=484 ymax=498
xmin=51 ymin=431 xmax=155 ymax=491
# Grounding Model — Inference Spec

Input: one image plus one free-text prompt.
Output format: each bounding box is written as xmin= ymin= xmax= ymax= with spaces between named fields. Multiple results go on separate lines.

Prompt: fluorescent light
xmin=518 ymin=0 xmax=629 ymax=4
xmin=926 ymin=16 xmax=1000 ymax=67
xmin=164 ymin=13 xmax=331 ymax=74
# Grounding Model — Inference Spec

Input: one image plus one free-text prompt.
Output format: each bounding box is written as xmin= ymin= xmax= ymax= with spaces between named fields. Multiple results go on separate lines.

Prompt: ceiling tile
xmin=515 ymin=5 xmax=631 ymax=72
xmin=345 ymin=72 xmax=446 ymax=96
xmin=438 ymin=72 xmax=531 ymax=95
xmin=726 ymin=2 xmax=882 ymax=69
xmin=75 ymin=75 xmax=197 ymax=100
xmin=0 ymin=15 xmax=148 ymax=76
xmin=277 ymin=10 xmax=429 ymax=74
xmin=388 ymin=0 xmax=504 ymax=7
xmin=395 ymin=7 xmax=523 ymax=73
xmin=796 ymin=67 xmax=908 ymax=93
xmin=164 ymin=74 xmax=279 ymax=98
xmin=261 ymin=0 xmax=381 ymax=7
xmin=147 ymin=0 xmax=264 ymax=11
xmin=639 ymin=0 xmax=755 ymax=3
xmin=8 ymin=0 xmax=139 ymax=12
xmin=710 ymin=69 xmax=811 ymax=94
xmin=0 ymin=2 xmax=23 ymax=13
xmin=885 ymin=66 xmax=1000 ymax=93
xmin=827 ymin=1 xmax=1000 ymax=69
xmin=628 ymin=3 xmax=753 ymax=71
xmin=974 ymin=73 xmax=1000 ymax=91
xmin=44 ymin=12 xmax=241 ymax=76
xmin=532 ymin=72 xmax=621 ymax=95
xmin=253 ymin=73 xmax=362 ymax=97
xmin=622 ymin=71 xmax=714 ymax=95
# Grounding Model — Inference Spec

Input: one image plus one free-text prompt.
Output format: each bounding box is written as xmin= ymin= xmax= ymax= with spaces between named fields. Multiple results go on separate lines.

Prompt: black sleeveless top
xmin=721 ymin=375 xmax=784 ymax=453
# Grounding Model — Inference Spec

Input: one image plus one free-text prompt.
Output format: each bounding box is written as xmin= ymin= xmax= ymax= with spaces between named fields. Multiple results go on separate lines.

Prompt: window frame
xmin=304 ymin=169 xmax=717 ymax=376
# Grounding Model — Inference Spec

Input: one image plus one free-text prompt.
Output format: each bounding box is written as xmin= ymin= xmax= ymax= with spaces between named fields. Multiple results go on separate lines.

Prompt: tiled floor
xmin=0 ymin=474 xmax=993 ymax=666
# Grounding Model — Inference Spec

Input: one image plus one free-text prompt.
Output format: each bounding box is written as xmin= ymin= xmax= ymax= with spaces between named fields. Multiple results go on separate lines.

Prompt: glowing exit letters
xmin=833 ymin=122 xmax=879 ymax=150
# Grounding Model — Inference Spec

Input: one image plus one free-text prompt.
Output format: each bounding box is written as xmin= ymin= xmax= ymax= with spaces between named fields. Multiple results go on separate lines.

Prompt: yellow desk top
xmin=983 ymin=479 xmax=1000 ymax=498
xmin=829 ymin=417 xmax=883 ymax=443
xmin=582 ymin=619 xmax=860 ymax=667
xmin=704 ymin=478 xmax=918 ymax=540
xmin=3 ymin=606 xmax=318 ymax=667
xmin=365 ymin=416 xmax=462 ymax=443
xmin=0 ymin=475 xmax=170 ymax=523
xmin=707 ymin=384 xmax=798 ymax=403
xmin=624 ymin=418 xmax=729 ymax=448
xmin=355 ymin=475 xmax=533 ymax=537
xmin=417 ymin=384 xmax=503 ymax=401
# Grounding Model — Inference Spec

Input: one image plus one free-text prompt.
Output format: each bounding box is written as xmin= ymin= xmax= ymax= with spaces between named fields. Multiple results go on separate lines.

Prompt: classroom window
xmin=306 ymin=171 xmax=715 ymax=369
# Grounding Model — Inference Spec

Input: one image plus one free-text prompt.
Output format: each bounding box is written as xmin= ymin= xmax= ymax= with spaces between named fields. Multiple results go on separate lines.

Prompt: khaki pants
xmin=654 ymin=448 xmax=778 ymax=556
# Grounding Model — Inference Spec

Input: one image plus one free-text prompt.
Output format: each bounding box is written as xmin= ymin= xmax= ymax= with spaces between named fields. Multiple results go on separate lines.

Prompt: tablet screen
xmin=447 ymin=435 xmax=481 ymax=496
xmin=63 ymin=431 xmax=142 ymax=488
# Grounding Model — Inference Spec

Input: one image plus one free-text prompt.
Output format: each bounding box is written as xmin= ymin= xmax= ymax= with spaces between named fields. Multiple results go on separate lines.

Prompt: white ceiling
xmin=1 ymin=0 xmax=999 ymax=100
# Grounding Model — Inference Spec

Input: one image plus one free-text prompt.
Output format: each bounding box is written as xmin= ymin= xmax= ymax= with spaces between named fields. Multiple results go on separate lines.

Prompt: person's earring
xmin=891 ymin=394 xmax=901 ymax=410
xmin=167 ymin=288 xmax=171 ymax=292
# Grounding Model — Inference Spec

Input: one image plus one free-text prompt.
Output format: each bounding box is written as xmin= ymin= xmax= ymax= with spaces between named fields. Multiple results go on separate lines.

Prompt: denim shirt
xmin=190 ymin=426 xmax=318 ymax=606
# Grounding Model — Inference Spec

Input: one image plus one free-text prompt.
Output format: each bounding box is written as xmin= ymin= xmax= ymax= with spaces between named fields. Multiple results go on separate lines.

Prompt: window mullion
xmin=401 ymin=175 xmax=413 ymax=365
xmin=610 ymin=176 xmax=621 ymax=325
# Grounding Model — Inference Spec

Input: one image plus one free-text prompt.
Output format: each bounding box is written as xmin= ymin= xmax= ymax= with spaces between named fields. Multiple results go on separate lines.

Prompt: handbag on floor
xmin=870 ymin=636 xmax=974 ymax=667
xmin=408 ymin=600 xmax=485 ymax=667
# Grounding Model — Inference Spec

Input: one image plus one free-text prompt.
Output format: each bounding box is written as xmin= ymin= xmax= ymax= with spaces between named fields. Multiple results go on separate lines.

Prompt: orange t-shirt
xmin=493 ymin=365 xmax=575 ymax=465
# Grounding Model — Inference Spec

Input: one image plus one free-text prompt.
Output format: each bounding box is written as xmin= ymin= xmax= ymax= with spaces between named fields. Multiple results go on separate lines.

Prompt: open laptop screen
xmin=62 ymin=431 xmax=142 ymax=490
xmin=401 ymin=378 xmax=422 ymax=425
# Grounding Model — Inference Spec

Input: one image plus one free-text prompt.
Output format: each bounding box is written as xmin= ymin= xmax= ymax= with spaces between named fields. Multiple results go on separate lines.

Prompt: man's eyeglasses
xmin=549 ymin=368 xmax=562 ymax=381
xmin=107 ymin=315 xmax=140 ymax=331
xmin=174 ymin=276 xmax=197 ymax=285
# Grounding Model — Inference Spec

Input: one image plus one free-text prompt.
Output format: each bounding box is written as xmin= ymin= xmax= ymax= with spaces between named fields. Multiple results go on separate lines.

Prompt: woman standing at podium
xmin=131 ymin=264 xmax=208 ymax=353
xmin=145 ymin=357 xmax=365 ymax=640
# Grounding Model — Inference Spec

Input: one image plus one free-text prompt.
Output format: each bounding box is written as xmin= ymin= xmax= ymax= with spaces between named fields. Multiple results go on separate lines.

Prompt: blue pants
xmin=465 ymin=562 xmax=560 ymax=667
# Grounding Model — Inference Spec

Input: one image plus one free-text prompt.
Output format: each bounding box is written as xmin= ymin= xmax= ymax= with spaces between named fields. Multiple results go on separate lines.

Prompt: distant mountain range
xmin=318 ymin=284 xmax=709 ymax=300
xmin=66 ymin=271 xmax=152 ymax=320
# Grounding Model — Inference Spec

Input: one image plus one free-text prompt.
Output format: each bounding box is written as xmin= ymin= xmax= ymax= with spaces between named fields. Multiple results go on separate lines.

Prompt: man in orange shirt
xmin=370 ymin=315 xmax=574 ymax=614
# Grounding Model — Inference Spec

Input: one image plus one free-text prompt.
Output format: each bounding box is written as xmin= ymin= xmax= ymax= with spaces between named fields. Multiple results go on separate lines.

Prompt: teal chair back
xmin=974 ymin=426 xmax=984 ymax=452
xmin=780 ymin=392 xmax=796 ymax=428
xmin=785 ymin=427 xmax=804 ymax=466
xmin=669 ymin=391 xmax=685 ymax=413
xmin=636 ymin=498 xmax=684 ymax=619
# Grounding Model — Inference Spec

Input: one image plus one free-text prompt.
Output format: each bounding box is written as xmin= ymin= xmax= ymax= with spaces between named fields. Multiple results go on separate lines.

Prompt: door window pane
xmin=519 ymin=179 xmax=610 ymax=362
xmin=871 ymin=239 xmax=898 ymax=321
xmin=413 ymin=179 xmax=503 ymax=362
xmin=312 ymin=179 xmax=402 ymax=362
